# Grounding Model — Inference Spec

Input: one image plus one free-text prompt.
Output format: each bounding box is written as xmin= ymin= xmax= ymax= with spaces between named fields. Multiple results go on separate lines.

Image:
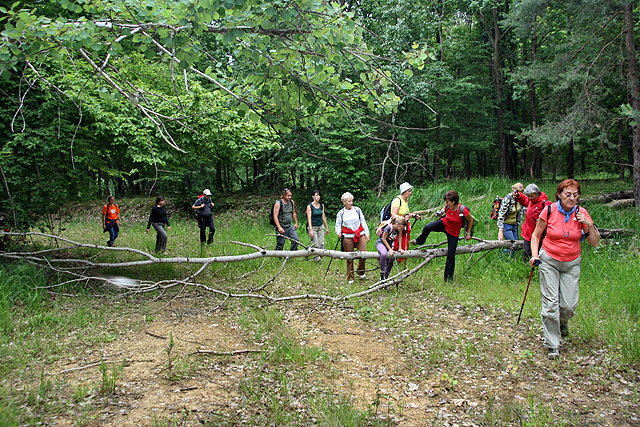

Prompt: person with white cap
xmin=192 ymin=189 xmax=215 ymax=245
xmin=389 ymin=182 xmax=421 ymax=256
xmin=514 ymin=183 xmax=550 ymax=260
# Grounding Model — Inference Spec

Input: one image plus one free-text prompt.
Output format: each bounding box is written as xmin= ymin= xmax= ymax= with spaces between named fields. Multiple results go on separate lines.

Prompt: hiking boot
xmin=560 ymin=323 xmax=569 ymax=337
xmin=547 ymin=348 xmax=560 ymax=359
xmin=107 ymin=241 xmax=113 ymax=247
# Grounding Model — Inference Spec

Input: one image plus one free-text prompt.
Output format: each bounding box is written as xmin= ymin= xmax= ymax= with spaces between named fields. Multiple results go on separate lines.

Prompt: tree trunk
xmin=290 ymin=166 xmax=297 ymax=189
xmin=215 ymin=161 xmax=223 ymax=192
xmin=464 ymin=152 xmax=471 ymax=180
xmin=528 ymin=25 xmax=542 ymax=179
xmin=619 ymin=121 xmax=625 ymax=179
xmin=567 ymin=134 xmax=575 ymax=179
xmin=445 ymin=141 xmax=455 ymax=178
xmin=490 ymin=7 xmax=507 ymax=175
xmin=624 ymin=3 xmax=640 ymax=208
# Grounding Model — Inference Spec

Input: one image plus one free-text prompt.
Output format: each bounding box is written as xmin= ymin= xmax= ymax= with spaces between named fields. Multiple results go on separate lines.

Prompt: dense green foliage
xmin=1 ymin=0 xmax=639 ymax=229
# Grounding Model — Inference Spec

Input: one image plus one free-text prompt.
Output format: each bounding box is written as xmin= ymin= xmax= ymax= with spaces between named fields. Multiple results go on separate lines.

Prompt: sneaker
xmin=107 ymin=241 xmax=113 ymax=247
xmin=358 ymin=273 xmax=366 ymax=279
xmin=410 ymin=239 xmax=418 ymax=246
xmin=547 ymin=348 xmax=560 ymax=359
xmin=560 ymin=323 xmax=569 ymax=337
xmin=347 ymin=280 xmax=355 ymax=284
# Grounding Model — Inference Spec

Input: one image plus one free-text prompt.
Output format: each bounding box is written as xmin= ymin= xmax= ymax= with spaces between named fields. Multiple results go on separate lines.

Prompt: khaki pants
xmin=342 ymin=237 xmax=367 ymax=280
xmin=539 ymin=250 xmax=581 ymax=349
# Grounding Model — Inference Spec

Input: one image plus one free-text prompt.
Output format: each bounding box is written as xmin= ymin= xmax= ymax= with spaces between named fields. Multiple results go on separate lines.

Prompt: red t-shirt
xmin=102 ymin=203 xmax=120 ymax=221
xmin=539 ymin=203 xmax=591 ymax=262
xmin=442 ymin=205 xmax=469 ymax=236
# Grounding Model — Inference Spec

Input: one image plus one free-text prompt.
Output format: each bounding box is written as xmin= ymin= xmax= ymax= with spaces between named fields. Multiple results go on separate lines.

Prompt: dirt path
xmin=47 ymin=290 xmax=638 ymax=425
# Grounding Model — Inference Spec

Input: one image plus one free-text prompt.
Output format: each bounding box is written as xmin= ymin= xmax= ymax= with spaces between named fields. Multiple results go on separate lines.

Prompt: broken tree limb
xmin=604 ymin=199 xmax=635 ymax=208
xmin=580 ymin=190 xmax=634 ymax=203
xmin=597 ymin=228 xmax=636 ymax=238
xmin=0 ymin=232 xmax=523 ymax=269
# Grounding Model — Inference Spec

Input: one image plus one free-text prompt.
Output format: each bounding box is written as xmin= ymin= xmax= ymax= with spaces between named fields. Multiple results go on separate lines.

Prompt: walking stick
xmin=517 ymin=259 xmax=541 ymax=324
xmin=324 ymin=237 xmax=341 ymax=277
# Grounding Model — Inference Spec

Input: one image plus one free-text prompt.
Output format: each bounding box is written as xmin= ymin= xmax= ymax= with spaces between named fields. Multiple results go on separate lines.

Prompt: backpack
xmin=269 ymin=199 xmax=295 ymax=227
xmin=445 ymin=204 xmax=478 ymax=237
xmin=490 ymin=196 xmax=502 ymax=220
xmin=375 ymin=220 xmax=392 ymax=237
xmin=269 ymin=200 xmax=283 ymax=226
xmin=379 ymin=197 xmax=400 ymax=222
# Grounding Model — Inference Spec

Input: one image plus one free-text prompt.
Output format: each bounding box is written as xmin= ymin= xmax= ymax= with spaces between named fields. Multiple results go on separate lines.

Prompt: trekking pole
xmin=517 ymin=259 xmax=541 ymax=325
xmin=324 ymin=237 xmax=341 ymax=277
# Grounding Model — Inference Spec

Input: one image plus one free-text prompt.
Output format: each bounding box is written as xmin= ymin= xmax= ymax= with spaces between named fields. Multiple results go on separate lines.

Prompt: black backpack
xmin=379 ymin=197 xmax=400 ymax=222
xmin=268 ymin=199 xmax=295 ymax=226
xmin=269 ymin=200 xmax=282 ymax=226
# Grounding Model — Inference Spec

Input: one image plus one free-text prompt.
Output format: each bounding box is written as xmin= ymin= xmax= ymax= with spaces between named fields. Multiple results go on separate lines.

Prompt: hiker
xmin=376 ymin=217 xmax=407 ymax=281
xmin=529 ymin=179 xmax=600 ymax=359
xmin=145 ymin=196 xmax=171 ymax=253
xmin=335 ymin=192 xmax=370 ymax=283
xmin=192 ymin=189 xmax=215 ymax=245
xmin=273 ymin=188 xmax=299 ymax=251
xmin=514 ymin=183 xmax=549 ymax=261
xmin=102 ymin=195 xmax=121 ymax=247
xmin=411 ymin=190 xmax=473 ymax=282
xmin=496 ymin=182 xmax=525 ymax=256
xmin=305 ymin=189 xmax=328 ymax=259
xmin=389 ymin=182 xmax=421 ymax=255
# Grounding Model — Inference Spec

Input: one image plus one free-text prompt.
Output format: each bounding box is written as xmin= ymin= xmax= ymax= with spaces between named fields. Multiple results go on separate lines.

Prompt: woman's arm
xmin=577 ymin=210 xmax=600 ymax=248
xmin=529 ymin=218 xmax=547 ymax=266
xmin=306 ymin=205 xmax=313 ymax=236
xmin=322 ymin=205 xmax=328 ymax=230
xmin=464 ymin=214 xmax=473 ymax=240
xmin=382 ymin=231 xmax=394 ymax=252
xmin=335 ymin=210 xmax=342 ymax=237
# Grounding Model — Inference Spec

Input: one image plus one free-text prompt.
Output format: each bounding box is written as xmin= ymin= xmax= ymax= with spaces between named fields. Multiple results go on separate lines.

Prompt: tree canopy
xmin=1 ymin=0 xmax=639 ymax=228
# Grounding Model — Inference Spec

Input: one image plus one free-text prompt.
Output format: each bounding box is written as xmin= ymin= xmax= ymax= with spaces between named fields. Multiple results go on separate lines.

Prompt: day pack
xmin=268 ymin=199 xmax=295 ymax=227
xmin=268 ymin=200 xmax=283 ymax=226
xmin=379 ymin=197 xmax=400 ymax=222
xmin=375 ymin=220 xmax=392 ymax=237
xmin=490 ymin=196 xmax=502 ymax=220
xmin=445 ymin=204 xmax=478 ymax=237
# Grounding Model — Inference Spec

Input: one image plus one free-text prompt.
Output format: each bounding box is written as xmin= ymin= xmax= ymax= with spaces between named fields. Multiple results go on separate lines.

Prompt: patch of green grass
xmin=99 ymin=359 xmax=126 ymax=395
xmin=310 ymin=390 xmax=382 ymax=426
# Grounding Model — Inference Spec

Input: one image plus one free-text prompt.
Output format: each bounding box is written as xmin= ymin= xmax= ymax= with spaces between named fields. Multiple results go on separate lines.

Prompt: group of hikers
xmin=101 ymin=178 xmax=599 ymax=359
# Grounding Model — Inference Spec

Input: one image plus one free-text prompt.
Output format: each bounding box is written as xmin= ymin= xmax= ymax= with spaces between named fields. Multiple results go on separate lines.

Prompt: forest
xmin=1 ymin=0 xmax=639 ymax=425
xmin=1 ymin=0 xmax=639 ymax=224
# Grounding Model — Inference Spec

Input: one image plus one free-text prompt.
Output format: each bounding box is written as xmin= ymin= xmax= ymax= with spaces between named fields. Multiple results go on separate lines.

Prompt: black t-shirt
xmin=147 ymin=205 xmax=169 ymax=228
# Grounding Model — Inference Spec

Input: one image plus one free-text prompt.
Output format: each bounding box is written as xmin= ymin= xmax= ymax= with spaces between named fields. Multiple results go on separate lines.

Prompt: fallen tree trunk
xmin=581 ymin=190 xmax=634 ymax=203
xmin=597 ymin=228 xmax=636 ymax=238
xmin=0 ymin=232 xmax=523 ymax=268
xmin=604 ymin=199 xmax=635 ymax=208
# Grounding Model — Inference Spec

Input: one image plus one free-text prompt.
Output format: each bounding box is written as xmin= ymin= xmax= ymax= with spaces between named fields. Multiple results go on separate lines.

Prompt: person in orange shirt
xmin=530 ymin=179 xmax=600 ymax=359
xmin=102 ymin=195 xmax=122 ymax=247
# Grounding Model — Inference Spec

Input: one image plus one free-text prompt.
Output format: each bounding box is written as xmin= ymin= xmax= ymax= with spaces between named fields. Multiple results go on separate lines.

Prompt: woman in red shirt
xmin=411 ymin=190 xmax=473 ymax=282
xmin=529 ymin=179 xmax=600 ymax=359
xmin=514 ymin=183 xmax=549 ymax=261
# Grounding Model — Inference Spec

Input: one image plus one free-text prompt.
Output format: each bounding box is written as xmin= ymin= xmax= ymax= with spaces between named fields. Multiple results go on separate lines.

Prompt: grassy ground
xmin=1 ymin=177 xmax=638 ymax=425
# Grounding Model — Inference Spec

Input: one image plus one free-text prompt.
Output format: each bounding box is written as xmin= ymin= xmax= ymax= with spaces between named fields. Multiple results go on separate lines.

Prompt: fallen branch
xmin=48 ymin=358 xmax=153 ymax=376
xmin=195 ymin=349 xmax=264 ymax=356
xmin=581 ymin=190 xmax=634 ymax=203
